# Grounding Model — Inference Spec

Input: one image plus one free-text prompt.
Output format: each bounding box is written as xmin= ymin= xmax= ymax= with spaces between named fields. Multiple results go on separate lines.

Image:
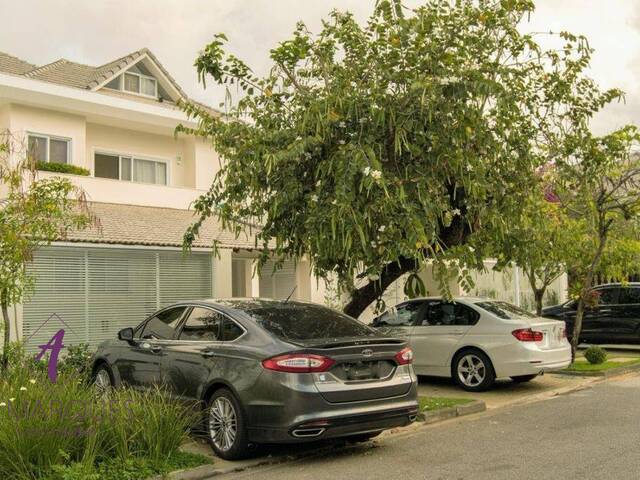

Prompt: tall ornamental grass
xmin=0 ymin=367 xmax=198 ymax=479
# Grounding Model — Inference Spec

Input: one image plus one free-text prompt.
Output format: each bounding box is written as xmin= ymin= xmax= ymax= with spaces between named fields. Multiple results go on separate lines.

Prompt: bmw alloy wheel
xmin=209 ymin=397 xmax=238 ymax=452
xmin=457 ymin=354 xmax=486 ymax=387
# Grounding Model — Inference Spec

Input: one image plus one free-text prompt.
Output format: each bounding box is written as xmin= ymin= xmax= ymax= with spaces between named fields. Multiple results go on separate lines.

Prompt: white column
xmin=295 ymin=258 xmax=312 ymax=301
xmin=514 ymin=264 xmax=521 ymax=307
xmin=250 ymin=259 xmax=260 ymax=297
xmin=213 ymin=249 xmax=233 ymax=298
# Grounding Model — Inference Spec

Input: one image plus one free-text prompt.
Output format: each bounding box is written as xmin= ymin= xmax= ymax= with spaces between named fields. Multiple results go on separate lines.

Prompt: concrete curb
xmin=418 ymin=400 xmax=486 ymax=424
xmin=555 ymin=361 xmax=640 ymax=378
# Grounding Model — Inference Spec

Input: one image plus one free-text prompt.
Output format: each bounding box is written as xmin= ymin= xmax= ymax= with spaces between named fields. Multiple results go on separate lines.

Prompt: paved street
xmin=220 ymin=374 xmax=640 ymax=480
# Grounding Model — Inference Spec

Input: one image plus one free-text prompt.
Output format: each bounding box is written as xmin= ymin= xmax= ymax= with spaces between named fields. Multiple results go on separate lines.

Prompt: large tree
xmin=490 ymin=184 xmax=575 ymax=315
xmin=554 ymin=127 xmax=640 ymax=355
xmin=0 ymin=133 xmax=94 ymax=371
xmin=179 ymin=0 xmax=619 ymax=318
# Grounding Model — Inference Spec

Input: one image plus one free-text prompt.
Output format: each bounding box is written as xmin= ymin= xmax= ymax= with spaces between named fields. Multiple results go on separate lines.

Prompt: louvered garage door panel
xmin=87 ymin=249 xmax=158 ymax=346
xmin=259 ymin=260 xmax=297 ymax=300
xmin=23 ymin=248 xmax=87 ymax=352
xmin=159 ymin=251 xmax=213 ymax=307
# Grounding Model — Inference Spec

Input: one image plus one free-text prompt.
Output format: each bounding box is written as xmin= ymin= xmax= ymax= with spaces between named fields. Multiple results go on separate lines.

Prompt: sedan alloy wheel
xmin=453 ymin=350 xmax=495 ymax=392
xmin=209 ymin=397 xmax=238 ymax=452
xmin=457 ymin=354 xmax=486 ymax=387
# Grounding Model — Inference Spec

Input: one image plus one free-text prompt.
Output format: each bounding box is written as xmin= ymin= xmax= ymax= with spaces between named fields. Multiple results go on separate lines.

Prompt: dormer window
xmin=104 ymin=63 xmax=159 ymax=99
xmin=123 ymin=71 xmax=157 ymax=98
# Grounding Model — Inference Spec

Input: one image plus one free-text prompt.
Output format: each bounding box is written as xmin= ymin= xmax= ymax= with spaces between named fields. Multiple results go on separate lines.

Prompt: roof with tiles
xmin=0 ymin=48 xmax=189 ymax=101
xmin=0 ymin=48 xmax=221 ymax=117
xmin=0 ymin=51 xmax=37 ymax=75
xmin=65 ymin=202 xmax=263 ymax=250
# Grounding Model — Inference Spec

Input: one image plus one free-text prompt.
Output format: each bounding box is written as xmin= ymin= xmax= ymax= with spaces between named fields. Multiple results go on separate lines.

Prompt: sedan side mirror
xmin=118 ymin=327 xmax=135 ymax=343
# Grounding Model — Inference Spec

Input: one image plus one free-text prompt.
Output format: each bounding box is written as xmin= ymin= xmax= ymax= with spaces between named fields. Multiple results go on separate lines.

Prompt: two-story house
xmin=1 ymin=48 xmax=568 ymax=350
xmin=0 ymin=48 xmax=320 ymax=350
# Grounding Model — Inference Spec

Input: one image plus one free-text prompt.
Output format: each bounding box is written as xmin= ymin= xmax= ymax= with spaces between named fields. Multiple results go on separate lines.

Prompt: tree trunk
xmin=533 ymin=288 xmax=545 ymax=316
xmin=343 ymin=215 xmax=472 ymax=319
xmin=571 ymin=229 xmax=608 ymax=358
xmin=1 ymin=291 xmax=10 ymax=373
xmin=571 ymin=297 xmax=585 ymax=358
xmin=343 ymin=256 xmax=417 ymax=318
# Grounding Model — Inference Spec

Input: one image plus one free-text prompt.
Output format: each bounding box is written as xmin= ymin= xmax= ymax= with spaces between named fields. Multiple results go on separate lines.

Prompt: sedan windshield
xmin=242 ymin=303 xmax=379 ymax=341
xmin=476 ymin=301 xmax=537 ymax=319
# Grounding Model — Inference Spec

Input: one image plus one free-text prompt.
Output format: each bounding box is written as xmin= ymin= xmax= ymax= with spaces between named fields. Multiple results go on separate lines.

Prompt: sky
xmin=0 ymin=0 xmax=638 ymax=134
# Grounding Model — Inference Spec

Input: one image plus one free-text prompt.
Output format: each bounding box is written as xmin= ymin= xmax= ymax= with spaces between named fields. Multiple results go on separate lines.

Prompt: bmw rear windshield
xmin=240 ymin=303 xmax=379 ymax=341
xmin=476 ymin=301 xmax=537 ymax=319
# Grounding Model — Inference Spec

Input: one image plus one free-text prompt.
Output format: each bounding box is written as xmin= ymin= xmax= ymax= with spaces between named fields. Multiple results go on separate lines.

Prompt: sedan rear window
xmin=243 ymin=304 xmax=378 ymax=341
xmin=476 ymin=301 xmax=536 ymax=319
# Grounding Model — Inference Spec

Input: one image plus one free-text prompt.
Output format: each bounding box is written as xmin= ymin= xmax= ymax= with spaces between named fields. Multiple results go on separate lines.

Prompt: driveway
xmin=219 ymin=372 xmax=640 ymax=480
xmin=417 ymin=372 xmax=597 ymax=410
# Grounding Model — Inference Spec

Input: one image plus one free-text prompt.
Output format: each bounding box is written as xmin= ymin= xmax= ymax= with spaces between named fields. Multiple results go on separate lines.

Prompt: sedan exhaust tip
xmin=291 ymin=427 xmax=326 ymax=438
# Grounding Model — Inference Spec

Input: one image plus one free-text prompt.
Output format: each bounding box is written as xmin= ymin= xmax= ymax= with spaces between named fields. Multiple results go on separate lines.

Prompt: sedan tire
xmin=511 ymin=374 xmax=538 ymax=383
xmin=93 ymin=364 xmax=114 ymax=395
xmin=206 ymin=388 xmax=250 ymax=460
xmin=452 ymin=350 xmax=495 ymax=392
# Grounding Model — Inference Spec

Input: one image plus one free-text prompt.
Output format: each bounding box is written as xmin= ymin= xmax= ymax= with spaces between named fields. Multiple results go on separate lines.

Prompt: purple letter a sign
xmin=34 ymin=329 xmax=65 ymax=383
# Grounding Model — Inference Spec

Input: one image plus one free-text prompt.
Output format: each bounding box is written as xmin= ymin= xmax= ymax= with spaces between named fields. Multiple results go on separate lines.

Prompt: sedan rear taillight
xmin=262 ymin=353 xmax=335 ymax=373
xmin=512 ymin=328 xmax=544 ymax=342
xmin=394 ymin=347 xmax=414 ymax=365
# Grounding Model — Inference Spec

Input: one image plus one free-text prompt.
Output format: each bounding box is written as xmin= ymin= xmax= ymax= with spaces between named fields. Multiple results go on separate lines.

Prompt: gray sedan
xmin=91 ymin=299 xmax=419 ymax=460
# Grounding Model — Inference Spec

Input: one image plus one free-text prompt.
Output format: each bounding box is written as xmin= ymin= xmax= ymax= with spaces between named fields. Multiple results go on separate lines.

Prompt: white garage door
xmin=259 ymin=260 xmax=297 ymax=300
xmin=23 ymin=246 xmax=213 ymax=350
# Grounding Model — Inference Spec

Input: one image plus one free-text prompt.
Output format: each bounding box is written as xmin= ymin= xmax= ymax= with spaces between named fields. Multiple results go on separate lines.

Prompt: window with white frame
xmin=94 ymin=152 xmax=167 ymax=185
xmin=28 ymin=133 xmax=70 ymax=164
xmin=123 ymin=71 xmax=157 ymax=98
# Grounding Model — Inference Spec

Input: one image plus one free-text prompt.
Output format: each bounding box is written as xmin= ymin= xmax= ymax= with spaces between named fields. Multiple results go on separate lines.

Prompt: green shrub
xmin=584 ymin=345 xmax=607 ymax=365
xmin=0 ymin=373 xmax=200 ymax=479
xmin=36 ymin=161 xmax=90 ymax=176
xmin=58 ymin=344 xmax=93 ymax=380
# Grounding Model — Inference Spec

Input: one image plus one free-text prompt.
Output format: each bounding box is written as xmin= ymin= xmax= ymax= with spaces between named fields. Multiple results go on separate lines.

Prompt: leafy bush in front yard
xmin=35 ymin=161 xmax=90 ymax=176
xmin=0 ymin=368 xmax=203 ymax=479
xmin=584 ymin=346 xmax=607 ymax=365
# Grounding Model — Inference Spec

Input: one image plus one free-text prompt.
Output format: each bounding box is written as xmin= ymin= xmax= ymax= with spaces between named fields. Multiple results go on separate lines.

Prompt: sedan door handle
xmin=150 ymin=345 xmax=163 ymax=354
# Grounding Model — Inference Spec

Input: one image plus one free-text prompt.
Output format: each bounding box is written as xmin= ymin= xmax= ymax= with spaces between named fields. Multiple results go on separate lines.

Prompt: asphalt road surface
xmin=221 ymin=374 xmax=640 ymax=480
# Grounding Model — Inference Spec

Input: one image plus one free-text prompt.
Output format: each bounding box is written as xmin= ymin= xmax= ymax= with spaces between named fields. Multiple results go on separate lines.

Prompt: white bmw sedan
xmin=372 ymin=297 xmax=572 ymax=391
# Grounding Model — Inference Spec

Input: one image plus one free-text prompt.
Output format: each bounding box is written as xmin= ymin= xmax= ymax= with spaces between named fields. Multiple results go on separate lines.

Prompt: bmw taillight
xmin=262 ymin=353 xmax=335 ymax=373
xmin=394 ymin=347 xmax=414 ymax=365
xmin=512 ymin=328 xmax=544 ymax=342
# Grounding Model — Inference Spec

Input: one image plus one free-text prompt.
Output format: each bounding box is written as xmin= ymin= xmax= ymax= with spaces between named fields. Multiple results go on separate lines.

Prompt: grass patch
xmin=418 ymin=396 xmax=473 ymax=412
xmin=45 ymin=451 xmax=212 ymax=480
xmin=567 ymin=358 xmax=640 ymax=372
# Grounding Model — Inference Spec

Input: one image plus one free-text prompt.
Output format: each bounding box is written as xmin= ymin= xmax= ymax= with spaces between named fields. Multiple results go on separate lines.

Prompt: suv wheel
xmin=452 ymin=350 xmax=495 ymax=392
xmin=206 ymin=388 xmax=250 ymax=460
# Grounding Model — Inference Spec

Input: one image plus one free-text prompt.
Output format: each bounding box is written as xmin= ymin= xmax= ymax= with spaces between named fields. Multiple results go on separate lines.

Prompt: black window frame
xmin=176 ymin=305 xmax=246 ymax=343
xmin=419 ymin=301 xmax=480 ymax=327
xmin=137 ymin=305 xmax=188 ymax=341
xmin=618 ymin=287 xmax=640 ymax=305
xmin=374 ymin=300 xmax=427 ymax=327
xmin=595 ymin=287 xmax=621 ymax=306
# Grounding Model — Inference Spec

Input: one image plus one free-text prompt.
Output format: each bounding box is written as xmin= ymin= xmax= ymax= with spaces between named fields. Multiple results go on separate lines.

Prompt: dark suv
xmin=542 ymin=283 xmax=640 ymax=344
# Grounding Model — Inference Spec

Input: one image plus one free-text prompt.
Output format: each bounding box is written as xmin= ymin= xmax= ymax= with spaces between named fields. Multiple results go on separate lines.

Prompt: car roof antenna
xmin=283 ymin=285 xmax=297 ymax=303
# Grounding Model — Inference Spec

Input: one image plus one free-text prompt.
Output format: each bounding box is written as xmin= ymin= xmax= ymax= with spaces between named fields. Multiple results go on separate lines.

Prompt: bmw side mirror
xmin=118 ymin=327 xmax=135 ymax=343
